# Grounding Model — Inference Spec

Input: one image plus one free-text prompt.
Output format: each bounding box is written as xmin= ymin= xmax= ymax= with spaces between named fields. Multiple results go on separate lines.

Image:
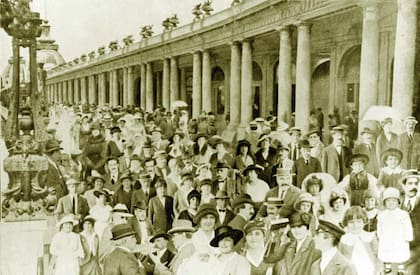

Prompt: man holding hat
xmin=39 ymin=139 xmax=67 ymax=199
xmin=102 ymin=223 xmax=146 ymax=275
xmin=398 ymin=116 xmax=420 ymax=169
xmin=311 ymin=220 xmax=356 ymax=275
xmin=55 ymin=178 xmax=89 ymax=223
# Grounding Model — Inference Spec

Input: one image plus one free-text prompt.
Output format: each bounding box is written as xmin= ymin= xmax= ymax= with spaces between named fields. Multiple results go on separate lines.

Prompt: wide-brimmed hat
xmin=293 ymin=192 xmax=314 ymax=211
xmin=150 ymin=231 xmax=170 ymax=243
xmin=210 ymin=225 xmax=244 ymax=247
xmin=208 ymin=135 xmax=229 ymax=147
xmin=289 ymin=212 xmax=311 ymax=228
xmin=110 ymin=126 xmax=121 ymax=134
xmin=236 ymin=139 xmax=251 ymax=155
xmin=298 ymin=139 xmax=312 ymax=149
xmin=112 ymin=203 xmax=133 ymax=217
xmin=381 ymin=148 xmax=403 ymax=166
xmin=56 ymin=214 xmax=79 ymax=229
xmin=242 ymin=164 xmax=264 ymax=176
xmin=404 ymin=116 xmax=418 ymax=125
xmin=232 ymin=194 xmax=255 ymax=209
xmin=382 ymin=187 xmax=401 ymax=204
xmin=257 ymin=134 xmax=271 ymax=147
xmin=193 ymin=203 xmax=219 ymax=224
xmin=111 ymin=223 xmax=136 ymax=240
xmin=44 ymin=139 xmax=63 ymax=153
xmin=94 ymin=189 xmax=110 ymax=198
xmin=133 ymin=200 xmax=148 ymax=210
xmin=317 ymin=219 xmax=345 ymax=240
xmin=274 ymin=168 xmax=295 ymax=177
xmin=215 ymin=162 xmax=230 ymax=169
xmin=288 ymin=127 xmax=302 ymax=135
xmin=401 ymin=169 xmax=420 ymax=184
xmin=187 ymin=189 xmax=201 ymax=202
xmin=348 ymin=154 xmax=369 ymax=166
xmin=264 ymin=197 xmax=284 ymax=206
xmin=168 ymin=219 xmax=196 ymax=234
xmin=119 ymin=172 xmax=132 ymax=182
xmin=214 ymin=190 xmax=229 ymax=199
xmin=244 ymin=220 xmax=266 ymax=234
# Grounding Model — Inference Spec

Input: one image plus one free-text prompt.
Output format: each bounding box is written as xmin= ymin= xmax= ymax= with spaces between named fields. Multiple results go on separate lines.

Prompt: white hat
xmin=112 ymin=203 xmax=133 ymax=218
xmin=382 ymin=187 xmax=401 ymax=203
xmin=56 ymin=214 xmax=79 ymax=229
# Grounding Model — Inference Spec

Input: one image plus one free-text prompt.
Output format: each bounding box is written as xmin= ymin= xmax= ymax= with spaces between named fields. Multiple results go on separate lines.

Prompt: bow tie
xmin=218 ymin=209 xmax=226 ymax=213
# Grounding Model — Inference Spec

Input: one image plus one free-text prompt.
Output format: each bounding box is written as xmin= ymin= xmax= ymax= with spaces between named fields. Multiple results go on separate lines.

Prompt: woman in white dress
xmin=89 ymin=190 xmax=112 ymax=239
xmin=49 ymin=214 xmax=84 ymax=275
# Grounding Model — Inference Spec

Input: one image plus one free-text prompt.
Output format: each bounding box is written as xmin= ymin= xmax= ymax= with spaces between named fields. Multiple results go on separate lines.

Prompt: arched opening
xmin=117 ymin=69 xmax=123 ymax=106
xmin=105 ymin=72 xmax=110 ymax=104
xmin=211 ymin=66 xmax=225 ymax=115
xmin=311 ymin=60 xmax=330 ymax=115
xmin=135 ymin=77 xmax=141 ymax=107
xmin=252 ymin=61 xmax=263 ymax=119
xmin=338 ymin=45 xmax=361 ymax=117
xmin=186 ymin=74 xmax=193 ymax=115
xmin=272 ymin=61 xmax=296 ymax=117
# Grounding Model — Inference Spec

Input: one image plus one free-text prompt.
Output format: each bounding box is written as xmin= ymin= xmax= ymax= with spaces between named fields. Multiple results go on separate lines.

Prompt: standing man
xmin=343 ymin=109 xmax=358 ymax=141
xmin=55 ymin=178 xmax=89 ymax=223
xmin=311 ymin=220 xmax=356 ymax=274
xmin=398 ymin=116 xmax=420 ymax=170
xmin=148 ymin=179 xmax=174 ymax=232
xmin=103 ymin=223 xmax=146 ymax=275
xmin=288 ymin=127 xmax=302 ymax=161
xmin=354 ymin=128 xmax=379 ymax=177
xmin=321 ymin=126 xmax=352 ymax=182
xmin=292 ymin=139 xmax=322 ymax=188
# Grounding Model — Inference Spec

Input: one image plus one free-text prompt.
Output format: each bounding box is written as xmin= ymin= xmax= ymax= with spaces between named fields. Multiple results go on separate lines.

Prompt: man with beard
xmin=401 ymin=170 xmax=420 ymax=274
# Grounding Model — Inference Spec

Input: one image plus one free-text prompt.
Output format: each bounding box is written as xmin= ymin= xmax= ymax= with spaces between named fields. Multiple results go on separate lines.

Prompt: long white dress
xmin=50 ymin=231 xmax=84 ymax=275
xmin=89 ymin=204 xmax=112 ymax=239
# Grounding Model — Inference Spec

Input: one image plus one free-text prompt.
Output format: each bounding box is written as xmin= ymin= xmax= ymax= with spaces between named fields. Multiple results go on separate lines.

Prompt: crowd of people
xmin=5 ymin=103 xmax=420 ymax=275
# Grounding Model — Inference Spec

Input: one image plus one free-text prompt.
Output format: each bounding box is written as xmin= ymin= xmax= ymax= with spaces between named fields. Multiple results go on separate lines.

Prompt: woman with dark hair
xmin=234 ymin=139 xmax=255 ymax=171
xmin=80 ymin=216 xmax=101 ymax=275
xmin=192 ymin=134 xmax=212 ymax=165
xmin=178 ymin=189 xmax=201 ymax=227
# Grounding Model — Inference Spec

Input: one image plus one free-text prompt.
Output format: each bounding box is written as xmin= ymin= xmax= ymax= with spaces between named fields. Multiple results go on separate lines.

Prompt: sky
xmin=0 ymin=0 xmax=228 ymax=71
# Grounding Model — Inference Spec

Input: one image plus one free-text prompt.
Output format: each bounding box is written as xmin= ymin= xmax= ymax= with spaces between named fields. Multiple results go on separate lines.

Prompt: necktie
xmin=72 ymin=196 xmax=76 ymax=214
xmin=407 ymin=201 xmax=413 ymax=212
xmin=218 ymin=209 xmax=226 ymax=213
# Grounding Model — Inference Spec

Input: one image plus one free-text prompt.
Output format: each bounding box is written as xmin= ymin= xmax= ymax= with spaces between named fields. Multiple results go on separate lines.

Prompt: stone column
xmin=58 ymin=83 xmax=62 ymax=102
xmin=140 ymin=64 xmax=147 ymax=110
xmin=202 ymin=50 xmax=212 ymax=113
xmin=162 ymin=59 xmax=170 ymax=110
xmin=359 ymin=0 xmax=379 ymax=118
xmin=392 ymin=0 xmax=418 ymax=117
xmin=62 ymin=81 xmax=68 ymax=104
xmin=109 ymin=70 xmax=117 ymax=106
xmin=156 ymin=72 xmax=162 ymax=107
xmin=98 ymin=73 xmax=106 ymax=106
xmin=80 ymin=77 xmax=87 ymax=104
xmin=278 ymin=26 xmax=292 ymax=126
xmin=239 ymin=40 xmax=253 ymax=130
xmin=122 ymin=68 xmax=128 ymax=107
xmin=127 ymin=66 xmax=134 ymax=106
xmin=229 ymin=42 xmax=241 ymax=129
xmin=146 ymin=62 xmax=154 ymax=112
xmin=88 ymin=75 xmax=96 ymax=104
xmin=74 ymin=79 xmax=80 ymax=105
xmin=180 ymin=68 xmax=187 ymax=102
xmin=295 ymin=23 xmax=311 ymax=132
xmin=67 ymin=80 xmax=74 ymax=104
xmin=170 ymin=57 xmax=179 ymax=108
xmin=192 ymin=51 xmax=202 ymax=118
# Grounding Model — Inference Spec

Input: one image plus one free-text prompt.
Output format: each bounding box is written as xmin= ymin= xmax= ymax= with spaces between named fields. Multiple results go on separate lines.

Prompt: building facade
xmin=45 ymin=0 xmax=420 ymax=134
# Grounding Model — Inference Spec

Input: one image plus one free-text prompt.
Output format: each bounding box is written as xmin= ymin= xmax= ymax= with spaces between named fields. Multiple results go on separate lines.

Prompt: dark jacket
xmin=103 ymin=247 xmax=146 ymax=275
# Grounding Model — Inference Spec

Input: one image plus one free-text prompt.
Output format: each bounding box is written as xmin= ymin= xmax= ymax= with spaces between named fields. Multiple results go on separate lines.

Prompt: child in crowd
xmin=362 ymin=190 xmax=379 ymax=233
xmin=339 ymin=206 xmax=379 ymax=275
xmin=376 ymin=148 xmax=404 ymax=193
xmin=377 ymin=187 xmax=413 ymax=274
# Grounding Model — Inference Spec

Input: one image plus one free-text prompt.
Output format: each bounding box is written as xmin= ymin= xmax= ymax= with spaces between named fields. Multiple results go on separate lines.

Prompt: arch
xmin=311 ymin=61 xmax=331 ymax=115
xmin=211 ymin=66 xmax=225 ymax=115
xmin=135 ymin=77 xmax=141 ymax=107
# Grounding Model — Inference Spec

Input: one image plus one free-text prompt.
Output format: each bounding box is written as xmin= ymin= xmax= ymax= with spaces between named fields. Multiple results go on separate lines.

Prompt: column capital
xmin=275 ymin=25 xmax=292 ymax=32
xmin=295 ymin=20 xmax=312 ymax=28
xmin=229 ymin=40 xmax=242 ymax=46
xmin=191 ymin=50 xmax=202 ymax=55
xmin=360 ymin=0 xmax=378 ymax=20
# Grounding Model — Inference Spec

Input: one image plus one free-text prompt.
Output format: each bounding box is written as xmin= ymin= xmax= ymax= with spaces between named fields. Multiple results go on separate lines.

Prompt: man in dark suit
xmin=311 ymin=220 xmax=356 ymax=275
xmin=55 ymin=178 xmax=89 ymax=225
xmin=128 ymin=201 xmax=154 ymax=244
xmin=354 ymin=128 xmax=379 ymax=177
xmin=214 ymin=191 xmax=235 ymax=226
xmin=398 ymin=116 xmax=420 ymax=170
xmin=39 ymin=139 xmax=67 ymax=199
xmin=321 ymin=126 xmax=352 ymax=182
xmin=143 ymin=232 xmax=175 ymax=275
xmin=103 ymin=156 xmax=121 ymax=193
xmin=401 ymin=170 xmax=420 ymax=274
xmin=148 ymin=179 xmax=174 ymax=232
xmin=151 ymin=127 xmax=170 ymax=151
xmin=131 ymin=173 xmax=154 ymax=213
xmin=258 ymin=168 xmax=302 ymax=219
xmin=103 ymin=223 xmax=146 ymax=275
xmin=343 ymin=109 xmax=358 ymax=141
xmin=292 ymin=139 xmax=322 ymax=188
xmin=288 ymin=127 xmax=302 ymax=161
xmin=228 ymin=194 xmax=255 ymax=231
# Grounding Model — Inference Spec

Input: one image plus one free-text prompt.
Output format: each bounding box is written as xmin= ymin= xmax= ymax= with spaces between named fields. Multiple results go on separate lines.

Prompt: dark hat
xmin=232 ymin=194 xmax=255 ymax=208
xmin=242 ymin=164 xmax=264 ymax=175
xmin=402 ymin=169 xmax=420 ymax=184
xmin=331 ymin=126 xmax=344 ymax=133
xmin=82 ymin=215 xmax=96 ymax=224
xmin=289 ymin=212 xmax=312 ymax=228
xmin=210 ymin=225 xmax=244 ymax=247
xmin=155 ymin=179 xmax=167 ymax=189
xmin=150 ymin=231 xmax=170 ymax=243
xmin=44 ymin=139 xmax=63 ymax=153
xmin=348 ymin=154 xmax=369 ymax=166
xmin=236 ymin=139 xmax=251 ymax=155
xmin=194 ymin=203 xmax=219 ymax=224
xmin=381 ymin=148 xmax=403 ymax=166
xmin=193 ymin=133 xmax=208 ymax=142
xmin=111 ymin=223 xmax=136 ymax=240
xmin=215 ymin=162 xmax=230 ymax=169
xmin=277 ymin=144 xmax=290 ymax=151
xmin=94 ymin=189 xmax=110 ymax=198
xmin=199 ymin=179 xmax=212 ymax=188
xmin=172 ymin=130 xmax=185 ymax=139
xmin=110 ymin=126 xmax=121 ymax=134
xmin=350 ymin=109 xmax=357 ymax=114
xmin=168 ymin=219 xmax=196 ymax=234
xmin=306 ymin=128 xmax=320 ymax=137
xmin=317 ymin=219 xmax=345 ymax=240
xmin=91 ymin=170 xmax=106 ymax=183
xmin=381 ymin=117 xmax=393 ymax=126
xmin=264 ymin=197 xmax=284 ymax=206
xmin=153 ymin=150 xmax=168 ymax=159
xmin=209 ymin=135 xmax=229 ymax=147
xmin=91 ymin=123 xmax=101 ymax=130
xmin=133 ymin=200 xmax=148 ymax=210
xmin=289 ymin=127 xmax=302 ymax=134
xmin=215 ymin=190 xmax=230 ymax=199
xmin=298 ymin=139 xmax=312 ymax=148
xmin=329 ymin=191 xmax=347 ymax=207
xmin=363 ymin=189 xmax=377 ymax=200
xmin=187 ymin=189 xmax=201 ymax=202
xmin=244 ymin=220 xmax=266 ymax=234
xmin=360 ymin=128 xmax=374 ymax=135
xmin=181 ymin=172 xmax=194 ymax=181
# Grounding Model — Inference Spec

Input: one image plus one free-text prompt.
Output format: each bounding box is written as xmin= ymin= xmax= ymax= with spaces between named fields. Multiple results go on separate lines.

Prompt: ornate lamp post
xmin=0 ymin=0 xmax=44 ymax=141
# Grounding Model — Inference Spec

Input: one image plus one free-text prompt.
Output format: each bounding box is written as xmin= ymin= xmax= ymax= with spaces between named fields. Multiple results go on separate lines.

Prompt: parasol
xmin=360 ymin=105 xmax=405 ymax=134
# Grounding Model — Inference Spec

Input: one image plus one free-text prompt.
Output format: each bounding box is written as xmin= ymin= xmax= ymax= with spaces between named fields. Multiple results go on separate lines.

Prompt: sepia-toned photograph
xmin=0 ymin=0 xmax=419 ymax=274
